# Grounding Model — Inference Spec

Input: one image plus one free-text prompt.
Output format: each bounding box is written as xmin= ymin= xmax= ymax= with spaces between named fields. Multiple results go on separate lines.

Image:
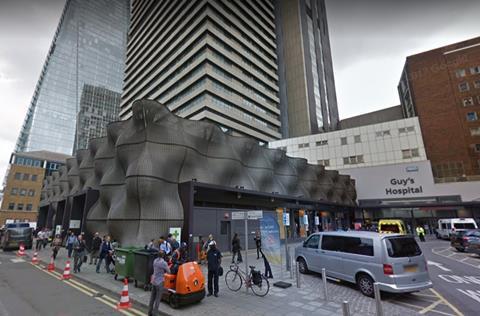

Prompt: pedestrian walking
xmin=35 ymin=229 xmax=44 ymax=251
xmin=148 ymin=250 xmax=170 ymax=316
xmin=66 ymin=231 xmax=77 ymax=258
xmin=52 ymin=234 xmax=62 ymax=260
xmin=197 ymin=236 xmax=206 ymax=264
xmin=260 ymin=249 xmax=273 ymax=279
xmin=89 ymin=232 xmax=102 ymax=265
xmin=254 ymin=230 xmax=262 ymax=259
xmin=416 ymin=225 xmax=426 ymax=242
xmin=231 ymin=233 xmax=242 ymax=264
xmin=206 ymin=241 xmax=222 ymax=297
xmin=96 ymin=235 xmax=113 ymax=273
xmin=73 ymin=234 xmax=86 ymax=273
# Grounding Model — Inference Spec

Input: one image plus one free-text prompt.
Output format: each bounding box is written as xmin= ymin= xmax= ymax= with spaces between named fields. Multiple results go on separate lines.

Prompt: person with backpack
xmin=231 ymin=233 xmax=242 ymax=264
xmin=206 ymin=241 xmax=222 ymax=297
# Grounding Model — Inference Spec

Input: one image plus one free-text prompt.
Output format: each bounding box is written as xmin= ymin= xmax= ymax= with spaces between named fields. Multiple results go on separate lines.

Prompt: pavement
xmin=16 ymin=243 xmax=423 ymax=316
xmin=0 ymin=250 xmax=123 ymax=316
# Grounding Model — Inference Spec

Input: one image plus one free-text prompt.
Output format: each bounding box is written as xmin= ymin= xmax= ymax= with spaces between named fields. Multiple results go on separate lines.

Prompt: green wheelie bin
xmin=133 ymin=249 xmax=158 ymax=291
xmin=114 ymin=247 xmax=143 ymax=281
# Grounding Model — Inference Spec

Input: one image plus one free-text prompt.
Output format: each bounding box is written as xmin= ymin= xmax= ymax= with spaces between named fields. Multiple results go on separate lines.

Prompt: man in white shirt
xmin=36 ymin=230 xmax=45 ymax=251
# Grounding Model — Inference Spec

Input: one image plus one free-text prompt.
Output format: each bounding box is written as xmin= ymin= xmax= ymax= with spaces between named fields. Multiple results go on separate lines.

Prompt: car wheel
xmin=297 ymin=257 xmax=309 ymax=274
xmin=357 ymin=274 xmax=375 ymax=297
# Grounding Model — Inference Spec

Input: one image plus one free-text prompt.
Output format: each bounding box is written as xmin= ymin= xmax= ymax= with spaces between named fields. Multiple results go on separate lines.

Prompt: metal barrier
xmin=295 ymin=260 xmax=300 ymax=288
xmin=342 ymin=301 xmax=350 ymax=316
xmin=321 ymin=268 xmax=328 ymax=300
xmin=374 ymin=283 xmax=384 ymax=316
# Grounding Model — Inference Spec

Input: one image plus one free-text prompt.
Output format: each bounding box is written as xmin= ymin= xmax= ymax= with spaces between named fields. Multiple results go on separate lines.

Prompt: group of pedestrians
xmin=35 ymin=228 xmax=53 ymax=250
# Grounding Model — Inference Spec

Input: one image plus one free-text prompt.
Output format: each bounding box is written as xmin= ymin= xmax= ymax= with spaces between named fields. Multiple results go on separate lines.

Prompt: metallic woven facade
xmin=41 ymin=99 xmax=356 ymax=245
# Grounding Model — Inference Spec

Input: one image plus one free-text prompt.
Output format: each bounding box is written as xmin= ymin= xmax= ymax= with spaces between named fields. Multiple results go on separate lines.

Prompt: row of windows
xmin=14 ymin=173 xmax=39 ymax=182
xmin=456 ymin=66 xmax=480 ymax=78
xmin=10 ymin=188 xmax=35 ymax=197
xmin=462 ymin=96 xmax=480 ymax=107
xmin=7 ymin=203 xmax=34 ymax=211
xmin=14 ymin=157 xmax=43 ymax=167
xmin=458 ymin=80 xmax=480 ymax=92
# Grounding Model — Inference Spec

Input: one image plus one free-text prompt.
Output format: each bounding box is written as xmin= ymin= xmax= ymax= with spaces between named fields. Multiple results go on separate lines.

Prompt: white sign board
xmin=232 ymin=212 xmax=246 ymax=220
xmin=247 ymin=210 xmax=263 ymax=220
xmin=314 ymin=216 xmax=320 ymax=226
xmin=169 ymin=227 xmax=182 ymax=242
xmin=283 ymin=213 xmax=290 ymax=226
xmin=55 ymin=225 xmax=62 ymax=235
xmin=69 ymin=220 xmax=81 ymax=229
xmin=303 ymin=214 xmax=309 ymax=225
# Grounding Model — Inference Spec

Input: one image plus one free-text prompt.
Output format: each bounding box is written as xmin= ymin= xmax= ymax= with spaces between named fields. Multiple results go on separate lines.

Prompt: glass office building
xmin=15 ymin=0 xmax=129 ymax=155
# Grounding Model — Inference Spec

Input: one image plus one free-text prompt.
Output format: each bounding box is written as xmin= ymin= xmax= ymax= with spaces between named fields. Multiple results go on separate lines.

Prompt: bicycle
xmin=225 ymin=263 xmax=270 ymax=297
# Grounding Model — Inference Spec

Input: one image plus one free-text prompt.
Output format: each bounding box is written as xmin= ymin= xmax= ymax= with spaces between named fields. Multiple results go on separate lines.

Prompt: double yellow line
xmin=32 ymin=263 xmax=146 ymax=316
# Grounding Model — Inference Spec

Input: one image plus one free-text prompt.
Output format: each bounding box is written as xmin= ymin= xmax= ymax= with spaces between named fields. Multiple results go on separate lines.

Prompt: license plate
xmin=404 ymin=265 xmax=418 ymax=273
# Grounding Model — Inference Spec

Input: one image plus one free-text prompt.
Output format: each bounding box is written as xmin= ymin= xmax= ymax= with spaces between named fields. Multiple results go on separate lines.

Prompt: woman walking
xmin=73 ymin=234 xmax=86 ymax=273
xmin=148 ymin=250 xmax=170 ymax=316
xmin=231 ymin=233 xmax=242 ymax=264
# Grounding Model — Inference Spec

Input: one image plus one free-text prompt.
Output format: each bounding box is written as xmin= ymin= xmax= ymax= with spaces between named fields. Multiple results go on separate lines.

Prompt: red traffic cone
xmin=62 ymin=260 xmax=72 ymax=280
xmin=116 ymin=278 xmax=132 ymax=310
xmin=17 ymin=244 xmax=26 ymax=257
xmin=47 ymin=256 xmax=55 ymax=271
xmin=31 ymin=252 xmax=39 ymax=265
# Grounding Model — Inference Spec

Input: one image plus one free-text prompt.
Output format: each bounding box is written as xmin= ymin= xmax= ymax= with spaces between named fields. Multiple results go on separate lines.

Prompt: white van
xmin=436 ymin=218 xmax=478 ymax=239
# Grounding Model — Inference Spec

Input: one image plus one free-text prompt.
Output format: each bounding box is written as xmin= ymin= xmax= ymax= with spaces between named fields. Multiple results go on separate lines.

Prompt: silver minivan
xmin=295 ymin=231 xmax=432 ymax=297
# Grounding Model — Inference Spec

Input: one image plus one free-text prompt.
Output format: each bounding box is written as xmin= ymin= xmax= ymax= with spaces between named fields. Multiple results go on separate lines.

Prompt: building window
xmin=470 ymin=66 xmax=480 ymax=75
xmin=343 ymin=155 xmax=364 ymax=165
xmin=10 ymin=187 xmax=18 ymax=195
xmin=354 ymin=135 xmax=361 ymax=143
xmin=14 ymin=172 xmax=21 ymax=180
xmin=463 ymin=97 xmax=475 ymax=106
xmin=19 ymin=189 xmax=27 ymax=196
xmin=28 ymin=189 xmax=35 ymax=197
xmin=22 ymin=173 xmax=29 ymax=181
xmin=474 ymin=80 xmax=480 ymax=89
xmin=31 ymin=174 xmax=38 ymax=182
xmin=317 ymin=159 xmax=330 ymax=167
xmin=375 ymin=130 xmax=391 ymax=137
xmin=340 ymin=137 xmax=347 ymax=145
xmin=298 ymin=143 xmax=310 ymax=149
xmin=17 ymin=203 xmax=24 ymax=211
xmin=456 ymin=69 xmax=466 ymax=78
xmin=316 ymin=140 xmax=328 ymax=146
xmin=402 ymin=148 xmax=420 ymax=159
xmin=470 ymin=127 xmax=480 ymax=136
xmin=8 ymin=203 xmax=15 ymax=210
xmin=459 ymin=82 xmax=470 ymax=92
xmin=26 ymin=204 xmax=33 ymax=211
xmin=466 ymin=112 xmax=478 ymax=121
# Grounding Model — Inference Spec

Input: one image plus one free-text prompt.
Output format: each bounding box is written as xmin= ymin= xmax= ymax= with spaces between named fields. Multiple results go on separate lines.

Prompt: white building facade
xmin=269 ymin=117 xmax=426 ymax=170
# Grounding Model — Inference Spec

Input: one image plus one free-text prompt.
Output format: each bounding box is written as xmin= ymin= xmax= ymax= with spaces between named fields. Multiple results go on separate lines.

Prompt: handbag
xmin=218 ymin=266 xmax=224 ymax=276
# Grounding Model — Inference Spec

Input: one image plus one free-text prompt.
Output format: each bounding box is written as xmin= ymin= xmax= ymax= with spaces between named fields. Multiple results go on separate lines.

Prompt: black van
xmin=0 ymin=223 xmax=33 ymax=251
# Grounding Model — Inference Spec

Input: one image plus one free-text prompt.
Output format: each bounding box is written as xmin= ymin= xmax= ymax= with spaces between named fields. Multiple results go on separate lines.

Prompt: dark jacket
xmin=254 ymin=236 xmax=261 ymax=248
xmin=207 ymin=248 xmax=222 ymax=272
xmin=92 ymin=236 xmax=102 ymax=251
xmin=99 ymin=241 xmax=112 ymax=258
xmin=232 ymin=237 xmax=241 ymax=252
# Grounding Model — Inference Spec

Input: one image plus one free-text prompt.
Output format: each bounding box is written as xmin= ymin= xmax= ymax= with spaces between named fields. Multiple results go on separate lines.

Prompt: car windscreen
xmin=6 ymin=223 xmax=29 ymax=228
xmin=385 ymin=237 xmax=422 ymax=258
xmin=454 ymin=223 xmax=476 ymax=229
xmin=379 ymin=224 xmax=400 ymax=233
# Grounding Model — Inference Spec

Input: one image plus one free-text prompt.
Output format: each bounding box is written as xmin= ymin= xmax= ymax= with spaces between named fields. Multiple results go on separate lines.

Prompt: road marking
xmin=457 ymin=289 xmax=480 ymax=304
xmin=430 ymin=289 xmax=463 ymax=316
xmin=10 ymin=258 xmax=25 ymax=263
xmin=427 ymin=261 xmax=451 ymax=271
xmin=432 ymin=248 xmax=480 ymax=270
xmin=459 ymin=257 xmax=470 ymax=262
xmin=419 ymin=299 xmax=443 ymax=314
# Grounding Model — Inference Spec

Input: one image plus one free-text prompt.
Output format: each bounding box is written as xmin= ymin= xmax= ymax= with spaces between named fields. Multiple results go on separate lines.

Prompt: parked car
xmin=0 ymin=223 xmax=33 ymax=251
xmin=466 ymin=235 xmax=480 ymax=256
xmin=436 ymin=218 xmax=478 ymax=239
xmin=378 ymin=219 xmax=407 ymax=234
xmin=295 ymin=231 xmax=432 ymax=297
xmin=451 ymin=229 xmax=480 ymax=252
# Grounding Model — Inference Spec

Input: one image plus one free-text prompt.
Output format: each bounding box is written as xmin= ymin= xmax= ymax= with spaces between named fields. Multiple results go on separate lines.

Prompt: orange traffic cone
xmin=17 ymin=244 xmax=25 ymax=257
xmin=47 ymin=256 xmax=55 ymax=271
xmin=116 ymin=278 xmax=132 ymax=310
xmin=62 ymin=260 xmax=72 ymax=280
xmin=31 ymin=252 xmax=39 ymax=265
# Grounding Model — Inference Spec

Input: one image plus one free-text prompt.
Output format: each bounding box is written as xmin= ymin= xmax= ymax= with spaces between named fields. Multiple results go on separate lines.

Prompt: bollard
xmin=321 ymin=268 xmax=328 ymax=300
xmin=289 ymin=251 xmax=294 ymax=279
xmin=374 ymin=283 xmax=384 ymax=316
xmin=342 ymin=301 xmax=350 ymax=316
xmin=295 ymin=260 xmax=300 ymax=288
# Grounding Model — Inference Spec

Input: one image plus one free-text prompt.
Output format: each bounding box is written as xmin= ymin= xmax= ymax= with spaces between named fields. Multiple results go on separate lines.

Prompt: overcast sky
xmin=1 ymin=0 xmax=480 ymax=182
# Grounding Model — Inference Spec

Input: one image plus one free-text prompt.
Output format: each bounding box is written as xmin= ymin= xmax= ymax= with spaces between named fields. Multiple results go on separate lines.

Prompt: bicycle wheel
xmin=225 ymin=270 xmax=243 ymax=291
xmin=250 ymin=274 xmax=270 ymax=297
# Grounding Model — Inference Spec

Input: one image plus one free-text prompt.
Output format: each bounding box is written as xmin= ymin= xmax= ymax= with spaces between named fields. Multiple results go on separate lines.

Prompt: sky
xmin=1 ymin=0 xmax=480 ymax=183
